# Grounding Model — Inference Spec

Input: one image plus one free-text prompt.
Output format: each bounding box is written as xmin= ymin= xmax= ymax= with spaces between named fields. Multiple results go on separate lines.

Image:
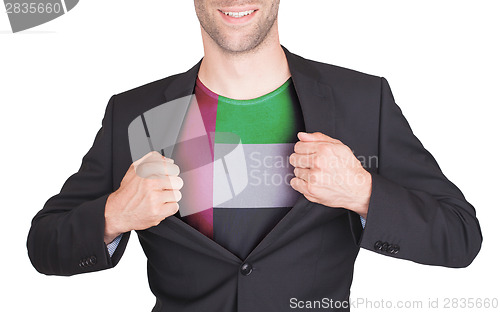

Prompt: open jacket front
xmin=27 ymin=46 xmax=482 ymax=312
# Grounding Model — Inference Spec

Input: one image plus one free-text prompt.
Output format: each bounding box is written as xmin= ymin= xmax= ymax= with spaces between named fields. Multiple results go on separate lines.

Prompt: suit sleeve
xmin=27 ymin=95 xmax=130 ymax=276
xmin=351 ymin=77 xmax=482 ymax=268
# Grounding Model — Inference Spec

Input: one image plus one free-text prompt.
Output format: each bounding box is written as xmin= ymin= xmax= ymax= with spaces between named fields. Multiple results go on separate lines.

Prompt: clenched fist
xmin=103 ymin=151 xmax=184 ymax=244
xmin=289 ymin=132 xmax=372 ymax=219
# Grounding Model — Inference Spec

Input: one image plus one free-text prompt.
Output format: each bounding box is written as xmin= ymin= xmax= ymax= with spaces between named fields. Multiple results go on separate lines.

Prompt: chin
xmin=219 ymin=37 xmax=261 ymax=54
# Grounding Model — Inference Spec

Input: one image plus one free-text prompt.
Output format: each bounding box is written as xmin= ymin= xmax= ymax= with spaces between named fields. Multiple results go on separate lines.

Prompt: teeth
xmin=222 ymin=10 xmax=255 ymax=18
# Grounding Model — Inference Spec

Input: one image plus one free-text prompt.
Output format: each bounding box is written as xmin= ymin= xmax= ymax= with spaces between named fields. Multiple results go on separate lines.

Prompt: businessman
xmin=27 ymin=1 xmax=482 ymax=311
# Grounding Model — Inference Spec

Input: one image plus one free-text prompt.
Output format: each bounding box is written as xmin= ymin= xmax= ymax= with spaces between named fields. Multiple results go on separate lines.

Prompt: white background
xmin=1 ymin=0 xmax=499 ymax=311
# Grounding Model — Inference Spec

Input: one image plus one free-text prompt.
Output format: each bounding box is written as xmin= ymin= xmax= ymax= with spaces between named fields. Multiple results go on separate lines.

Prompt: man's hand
xmin=103 ymin=151 xmax=184 ymax=244
xmin=289 ymin=132 xmax=371 ymax=219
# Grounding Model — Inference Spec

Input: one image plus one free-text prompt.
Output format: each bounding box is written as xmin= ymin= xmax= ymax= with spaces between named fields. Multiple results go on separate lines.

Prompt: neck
xmin=197 ymin=25 xmax=291 ymax=100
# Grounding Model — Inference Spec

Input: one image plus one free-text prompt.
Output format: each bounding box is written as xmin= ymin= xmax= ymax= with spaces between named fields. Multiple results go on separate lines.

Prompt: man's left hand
xmin=289 ymin=132 xmax=372 ymax=219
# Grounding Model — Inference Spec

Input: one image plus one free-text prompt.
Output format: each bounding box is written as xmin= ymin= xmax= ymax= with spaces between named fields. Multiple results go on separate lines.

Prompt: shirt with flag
xmin=172 ymin=76 xmax=305 ymax=260
xmin=106 ymin=76 xmax=366 ymax=259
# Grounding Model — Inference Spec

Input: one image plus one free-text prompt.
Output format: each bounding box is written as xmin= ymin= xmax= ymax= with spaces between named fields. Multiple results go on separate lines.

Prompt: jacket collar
xmin=283 ymin=45 xmax=336 ymax=137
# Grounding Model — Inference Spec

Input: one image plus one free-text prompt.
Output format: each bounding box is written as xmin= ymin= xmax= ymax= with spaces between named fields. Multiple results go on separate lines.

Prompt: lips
xmin=218 ymin=8 xmax=258 ymax=24
xmin=220 ymin=9 xmax=256 ymax=18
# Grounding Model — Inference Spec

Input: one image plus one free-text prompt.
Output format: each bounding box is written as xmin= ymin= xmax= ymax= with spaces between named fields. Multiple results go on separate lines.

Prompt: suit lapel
xmin=282 ymin=45 xmax=337 ymax=136
xmin=163 ymin=60 xmax=201 ymax=102
xmin=156 ymin=46 xmax=338 ymax=261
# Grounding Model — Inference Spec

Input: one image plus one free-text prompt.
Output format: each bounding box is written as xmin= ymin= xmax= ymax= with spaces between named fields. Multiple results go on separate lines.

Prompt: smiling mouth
xmin=219 ymin=9 xmax=257 ymax=18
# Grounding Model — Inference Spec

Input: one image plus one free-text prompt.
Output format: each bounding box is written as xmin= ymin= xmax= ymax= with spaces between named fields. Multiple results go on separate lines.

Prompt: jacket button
xmin=79 ymin=258 xmax=87 ymax=267
xmin=381 ymin=242 xmax=389 ymax=252
xmin=89 ymin=256 xmax=97 ymax=265
xmin=240 ymin=263 xmax=253 ymax=276
xmin=374 ymin=241 xmax=383 ymax=250
xmin=387 ymin=244 xmax=395 ymax=254
xmin=393 ymin=245 xmax=400 ymax=254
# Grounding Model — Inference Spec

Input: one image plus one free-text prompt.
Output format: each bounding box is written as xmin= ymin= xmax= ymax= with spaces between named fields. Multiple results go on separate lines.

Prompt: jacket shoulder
xmin=293 ymin=52 xmax=383 ymax=89
xmin=113 ymin=72 xmax=182 ymax=104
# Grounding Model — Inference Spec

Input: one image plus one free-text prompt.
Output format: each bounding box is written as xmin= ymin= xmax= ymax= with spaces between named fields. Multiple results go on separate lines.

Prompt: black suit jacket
xmin=27 ymin=45 xmax=482 ymax=311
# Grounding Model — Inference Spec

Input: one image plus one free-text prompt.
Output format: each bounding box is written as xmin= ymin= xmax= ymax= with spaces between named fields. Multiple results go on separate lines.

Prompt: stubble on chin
xmin=195 ymin=1 xmax=280 ymax=55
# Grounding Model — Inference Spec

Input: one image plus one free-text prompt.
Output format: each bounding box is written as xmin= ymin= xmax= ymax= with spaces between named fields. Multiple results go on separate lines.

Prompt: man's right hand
xmin=103 ymin=151 xmax=183 ymax=244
